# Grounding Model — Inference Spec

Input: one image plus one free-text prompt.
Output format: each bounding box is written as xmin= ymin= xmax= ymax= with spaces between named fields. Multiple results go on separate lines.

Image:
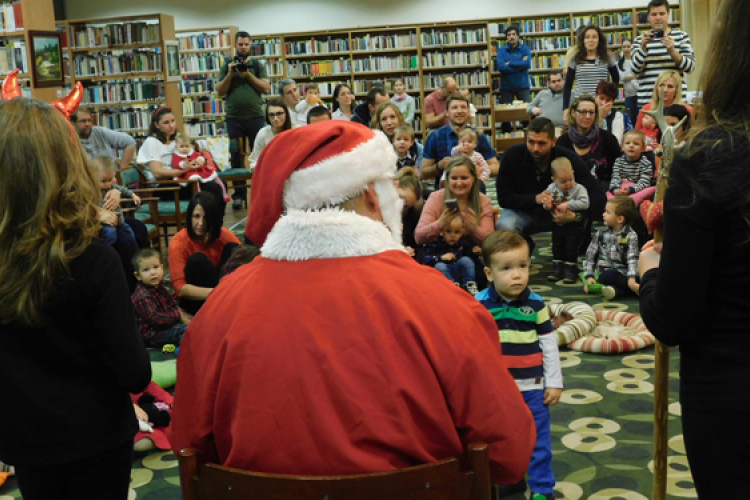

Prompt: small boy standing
xmin=609 ymin=129 xmax=655 ymax=207
xmin=476 ymin=231 xmax=562 ymax=500
xmin=131 ymin=248 xmax=191 ymax=347
xmin=583 ymin=197 xmax=640 ymax=300
xmin=295 ymin=82 xmax=325 ymax=127
xmin=422 ymin=217 xmax=480 ymax=295
xmin=544 ymin=157 xmax=589 ymax=283
xmin=392 ymin=124 xmax=418 ymax=170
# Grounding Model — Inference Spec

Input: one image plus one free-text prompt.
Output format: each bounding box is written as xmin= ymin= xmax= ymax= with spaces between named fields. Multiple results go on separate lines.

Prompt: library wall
xmin=68 ymin=0 xmax=648 ymax=34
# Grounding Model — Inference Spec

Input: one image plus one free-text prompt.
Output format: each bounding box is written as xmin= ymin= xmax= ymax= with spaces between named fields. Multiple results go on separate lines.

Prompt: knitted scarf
xmin=568 ymin=124 xmax=600 ymax=149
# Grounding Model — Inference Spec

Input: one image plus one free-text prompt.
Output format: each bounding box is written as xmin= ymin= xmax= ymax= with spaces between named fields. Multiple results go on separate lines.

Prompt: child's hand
xmin=614 ymin=188 xmax=628 ymax=197
xmin=99 ymin=210 xmax=118 ymax=226
xmin=133 ymin=404 xmax=149 ymax=422
xmin=584 ymin=277 xmax=596 ymax=293
xmin=628 ymin=277 xmax=640 ymax=295
xmin=180 ymin=310 xmax=192 ymax=325
xmin=405 ymin=246 xmax=415 ymax=257
xmin=472 ymin=246 xmax=482 ymax=255
xmin=132 ymin=194 xmax=142 ymax=206
xmin=544 ymin=388 xmax=562 ymax=406
xmin=556 ymin=202 xmax=568 ymax=214
xmin=441 ymin=253 xmax=456 ymax=262
xmin=195 ymin=156 xmax=206 ymax=166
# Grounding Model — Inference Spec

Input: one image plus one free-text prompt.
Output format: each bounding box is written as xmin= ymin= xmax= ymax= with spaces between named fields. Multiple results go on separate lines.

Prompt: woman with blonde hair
xmin=0 ymin=98 xmax=151 ymax=500
xmin=639 ymin=0 xmax=750 ymax=496
xmin=635 ymin=69 xmax=692 ymax=131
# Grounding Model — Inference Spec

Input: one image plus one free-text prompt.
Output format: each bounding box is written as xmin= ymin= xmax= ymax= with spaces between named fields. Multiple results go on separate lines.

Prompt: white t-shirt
xmin=332 ymin=108 xmax=352 ymax=121
xmin=136 ymin=137 xmax=176 ymax=181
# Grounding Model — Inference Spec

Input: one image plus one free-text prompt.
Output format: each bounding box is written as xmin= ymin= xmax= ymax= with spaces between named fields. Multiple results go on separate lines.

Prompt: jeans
xmin=500 ymin=88 xmax=531 ymax=133
xmin=227 ymin=116 xmax=265 ymax=200
xmin=435 ymin=256 xmax=476 ymax=284
xmin=523 ymin=390 xmax=555 ymax=495
xmin=625 ymin=96 xmax=639 ymax=125
xmin=146 ymin=322 xmax=189 ymax=347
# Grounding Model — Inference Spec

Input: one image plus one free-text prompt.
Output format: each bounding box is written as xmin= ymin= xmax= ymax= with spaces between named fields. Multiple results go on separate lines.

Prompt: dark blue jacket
xmin=496 ymin=43 xmax=532 ymax=91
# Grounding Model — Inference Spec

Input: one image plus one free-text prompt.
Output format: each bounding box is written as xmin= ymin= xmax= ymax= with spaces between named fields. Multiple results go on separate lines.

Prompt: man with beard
xmin=526 ymin=69 xmax=574 ymax=127
xmin=495 ymin=117 xmax=606 ymax=251
xmin=72 ymin=109 xmax=136 ymax=170
xmin=172 ymin=120 xmax=536 ymax=486
xmin=421 ymin=93 xmax=499 ymax=190
xmin=217 ymin=31 xmax=271 ymax=209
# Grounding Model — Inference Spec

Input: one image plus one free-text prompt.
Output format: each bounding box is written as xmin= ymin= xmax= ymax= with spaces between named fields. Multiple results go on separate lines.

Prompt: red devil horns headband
xmin=1 ymin=69 xmax=84 ymax=118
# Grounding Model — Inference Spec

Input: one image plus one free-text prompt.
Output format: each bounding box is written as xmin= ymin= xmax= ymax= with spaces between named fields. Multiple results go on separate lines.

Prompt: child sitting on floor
xmin=131 ymin=248 xmax=191 ymax=347
xmin=583 ymin=197 xmax=640 ymax=300
xmin=476 ymin=230 xmax=562 ymax=500
xmin=544 ymin=157 xmax=589 ymax=284
xmin=172 ymin=133 xmax=230 ymax=202
xmin=608 ymin=129 xmax=655 ymax=207
xmin=422 ymin=217 xmax=480 ymax=295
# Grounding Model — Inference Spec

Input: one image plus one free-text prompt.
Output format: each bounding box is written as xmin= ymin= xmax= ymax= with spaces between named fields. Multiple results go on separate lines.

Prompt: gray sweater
xmin=545 ymin=182 xmax=590 ymax=212
xmin=526 ymin=89 xmax=577 ymax=127
xmin=80 ymin=126 xmax=136 ymax=161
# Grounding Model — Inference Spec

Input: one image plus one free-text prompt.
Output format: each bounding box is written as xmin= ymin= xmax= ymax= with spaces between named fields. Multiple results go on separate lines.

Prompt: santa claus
xmin=171 ymin=120 xmax=535 ymax=485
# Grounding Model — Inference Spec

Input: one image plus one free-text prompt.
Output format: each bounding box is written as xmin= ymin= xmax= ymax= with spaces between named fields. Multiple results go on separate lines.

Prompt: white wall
xmin=68 ymin=0 xmax=648 ymax=35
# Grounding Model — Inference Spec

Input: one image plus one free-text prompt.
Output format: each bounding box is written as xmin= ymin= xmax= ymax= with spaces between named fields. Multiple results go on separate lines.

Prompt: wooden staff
xmin=643 ymin=100 xmax=687 ymax=500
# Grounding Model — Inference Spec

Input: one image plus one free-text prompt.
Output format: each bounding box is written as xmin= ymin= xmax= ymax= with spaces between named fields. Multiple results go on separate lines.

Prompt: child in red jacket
xmin=172 ymin=133 xmax=230 ymax=202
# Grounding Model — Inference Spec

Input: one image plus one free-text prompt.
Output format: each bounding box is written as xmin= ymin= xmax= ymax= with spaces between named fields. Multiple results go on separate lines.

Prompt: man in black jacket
xmin=351 ymin=86 xmax=390 ymax=127
xmin=495 ymin=117 xmax=606 ymax=251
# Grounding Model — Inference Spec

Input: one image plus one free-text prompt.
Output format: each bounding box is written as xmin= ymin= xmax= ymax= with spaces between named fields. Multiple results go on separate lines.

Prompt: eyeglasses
xmin=575 ymin=110 xmax=596 ymax=116
xmin=268 ymin=112 xmax=285 ymax=118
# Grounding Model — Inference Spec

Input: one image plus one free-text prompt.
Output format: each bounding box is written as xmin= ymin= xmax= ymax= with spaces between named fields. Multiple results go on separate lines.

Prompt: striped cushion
xmin=549 ymin=302 xmax=597 ymax=346
xmin=569 ymin=310 xmax=655 ymax=354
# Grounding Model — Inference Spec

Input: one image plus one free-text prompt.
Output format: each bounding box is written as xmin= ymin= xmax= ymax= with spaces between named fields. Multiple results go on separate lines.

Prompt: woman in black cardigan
xmin=638 ymin=0 xmax=750 ymax=496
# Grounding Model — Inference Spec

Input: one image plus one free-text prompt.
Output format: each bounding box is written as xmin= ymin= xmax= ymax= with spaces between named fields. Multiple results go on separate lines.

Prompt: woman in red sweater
xmin=168 ymin=192 xmax=240 ymax=314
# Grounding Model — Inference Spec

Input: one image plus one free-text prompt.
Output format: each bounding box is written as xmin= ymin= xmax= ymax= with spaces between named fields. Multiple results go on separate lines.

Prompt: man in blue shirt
xmin=421 ymin=94 xmax=498 ymax=190
xmin=497 ymin=25 xmax=532 ymax=134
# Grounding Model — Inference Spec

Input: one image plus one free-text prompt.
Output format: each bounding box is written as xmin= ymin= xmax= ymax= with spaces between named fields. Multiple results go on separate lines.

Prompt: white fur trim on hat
xmin=283 ymin=130 xmax=397 ymax=210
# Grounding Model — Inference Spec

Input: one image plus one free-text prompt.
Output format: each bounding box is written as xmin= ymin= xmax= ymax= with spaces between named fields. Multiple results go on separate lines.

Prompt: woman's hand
xmin=638 ymin=241 xmax=662 ymax=276
xmin=437 ymin=208 xmax=458 ymax=231
xmin=103 ymin=189 xmax=121 ymax=211
xmin=459 ymin=207 xmax=479 ymax=233
xmin=98 ymin=209 xmax=119 ymax=227
xmin=553 ymin=209 xmax=576 ymax=226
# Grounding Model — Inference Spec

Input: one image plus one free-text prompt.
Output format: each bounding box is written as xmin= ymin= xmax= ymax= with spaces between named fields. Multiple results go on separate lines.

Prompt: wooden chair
xmin=178 ymin=443 xmax=491 ymax=500
xmin=219 ymin=136 xmax=253 ymax=207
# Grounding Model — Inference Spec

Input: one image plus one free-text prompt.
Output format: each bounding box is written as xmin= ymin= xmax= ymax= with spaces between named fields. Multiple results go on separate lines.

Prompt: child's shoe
xmin=602 ymin=285 xmax=617 ymax=301
xmin=530 ymin=493 xmax=554 ymax=500
xmin=563 ymin=262 xmax=578 ymax=284
xmin=465 ymin=281 xmax=479 ymax=296
xmin=547 ymin=261 xmax=563 ymax=281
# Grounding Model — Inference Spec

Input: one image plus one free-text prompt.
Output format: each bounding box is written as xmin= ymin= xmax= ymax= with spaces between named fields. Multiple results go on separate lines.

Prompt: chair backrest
xmin=178 ymin=443 xmax=490 ymax=500
xmin=118 ymin=166 xmax=141 ymax=188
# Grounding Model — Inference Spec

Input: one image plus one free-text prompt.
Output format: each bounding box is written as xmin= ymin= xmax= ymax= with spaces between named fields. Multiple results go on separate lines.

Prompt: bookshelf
xmin=249 ymin=35 xmax=283 ymax=96
xmin=66 ymin=13 xmax=183 ymax=147
xmin=175 ymin=25 xmax=237 ymax=139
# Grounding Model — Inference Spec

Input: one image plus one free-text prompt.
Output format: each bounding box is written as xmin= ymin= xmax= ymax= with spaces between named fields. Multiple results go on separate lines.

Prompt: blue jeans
xmin=625 ymin=96 xmax=639 ymax=125
xmin=434 ymin=256 xmax=475 ymax=284
xmin=146 ymin=323 xmax=189 ymax=347
xmin=523 ymin=389 xmax=555 ymax=495
xmin=100 ymin=222 xmax=135 ymax=246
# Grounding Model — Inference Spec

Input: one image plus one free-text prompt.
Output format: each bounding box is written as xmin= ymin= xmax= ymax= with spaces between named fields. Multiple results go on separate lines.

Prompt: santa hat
xmin=247 ymin=121 xmax=396 ymax=245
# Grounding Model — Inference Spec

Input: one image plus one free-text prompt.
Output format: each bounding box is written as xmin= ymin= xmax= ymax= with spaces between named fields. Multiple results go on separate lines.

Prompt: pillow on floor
xmin=151 ymin=360 xmax=177 ymax=389
xmin=568 ymin=310 xmax=656 ymax=354
xmin=548 ymin=301 xmax=597 ymax=346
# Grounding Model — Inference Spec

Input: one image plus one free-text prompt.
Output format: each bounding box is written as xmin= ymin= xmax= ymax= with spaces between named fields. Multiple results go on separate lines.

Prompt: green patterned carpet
xmin=0 ymin=180 xmax=695 ymax=500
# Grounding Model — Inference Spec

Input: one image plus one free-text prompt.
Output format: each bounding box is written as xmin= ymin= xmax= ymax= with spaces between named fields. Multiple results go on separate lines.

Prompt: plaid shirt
xmin=131 ymin=282 xmax=181 ymax=340
xmin=584 ymin=225 xmax=639 ymax=279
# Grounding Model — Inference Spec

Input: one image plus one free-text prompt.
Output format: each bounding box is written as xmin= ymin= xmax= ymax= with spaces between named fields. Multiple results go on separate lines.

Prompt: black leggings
xmin=178 ymin=243 xmax=238 ymax=315
xmin=14 ymin=440 xmax=133 ymax=500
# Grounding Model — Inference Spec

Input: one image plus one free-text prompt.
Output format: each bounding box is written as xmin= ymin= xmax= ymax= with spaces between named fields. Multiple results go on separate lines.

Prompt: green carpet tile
xmin=0 ymin=179 xmax=695 ymax=499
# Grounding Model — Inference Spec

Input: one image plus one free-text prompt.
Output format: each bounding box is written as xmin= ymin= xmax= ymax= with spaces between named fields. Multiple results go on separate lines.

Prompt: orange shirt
xmin=168 ymin=227 xmax=241 ymax=293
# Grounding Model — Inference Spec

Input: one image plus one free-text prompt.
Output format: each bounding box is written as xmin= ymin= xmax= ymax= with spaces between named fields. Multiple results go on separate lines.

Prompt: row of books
xmin=0 ymin=39 xmax=27 ymax=73
xmin=248 ymin=39 xmax=282 ymax=57
xmin=179 ymin=79 xmax=216 ymax=95
xmin=474 ymin=113 xmax=491 ymax=128
xmin=412 ymin=116 xmax=423 ymax=134
xmin=421 ymin=28 xmax=487 ymax=47
xmin=179 ymin=32 xmax=232 ymax=51
xmin=182 ymin=97 xmax=225 ymax=117
xmin=353 ymin=76 xmax=419 ymax=93
xmin=423 ymin=70 xmax=489 ymax=89
xmin=180 ymin=54 xmax=223 ymax=73
xmin=352 ymin=55 xmax=419 ymax=73
xmin=529 ymin=54 xmax=565 ymax=70
xmin=80 ymin=80 xmax=165 ymax=104
xmin=422 ymin=50 xmax=488 ymax=68
xmin=262 ymin=60 xmax=284 ymax=77
xmin=0 ymin=1 xmax=22 ymax=32
xmin=351 ymin=33 xmax=417 ymax=52
xmin=286 ymin=59 xmax=350 ymax=77
xmin=637 ymin=9 xmax=678 ymax=24
xmin=466 ymin=91 xmax=491 ymax=107
xmin=74 ymin=52 xmax=163 ymax=77
xmin=606 ymin=31 xmax=633 ymax=46
xmin=285 ymin=38 xmax=349 ymax=56
xmin=184 ymin=121 xmax=226 ymax=137
xmin=523 ymin=36 xmax=573 ymax=51
xmin=93 ymin=106 xmax=157 ymax=133
xmin=517 ymin=18 xmax=570 ymax=34
xmin=70 ymin=23 xmax=161 ymax=49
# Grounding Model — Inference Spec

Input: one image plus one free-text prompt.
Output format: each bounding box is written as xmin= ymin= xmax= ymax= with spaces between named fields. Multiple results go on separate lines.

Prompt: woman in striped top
xmin=563 ymin=25 xmax=619 ymax=112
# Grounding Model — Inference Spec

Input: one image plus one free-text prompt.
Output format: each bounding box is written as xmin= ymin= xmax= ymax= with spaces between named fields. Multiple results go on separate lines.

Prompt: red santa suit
xmin=171 ymin=148 xmax=230 ymax=202
xmin=171 ymin=121 xmax=535 ymax=485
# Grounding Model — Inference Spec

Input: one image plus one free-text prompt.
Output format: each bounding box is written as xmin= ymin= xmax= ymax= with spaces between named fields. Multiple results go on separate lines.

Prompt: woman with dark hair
xmin=0 ymin=98 xmax=151 ymax=500
xmin=617 ymin=39 xmax=640 ymax=124
xmin=595 ymin=80 xmax=631 ymax=144
xmin=563 ymin=25 xmax=619 ymax=111
xmin=331 ymin=83 xmax=354 ymax=120
xmin=639 ymin=1 xmax=750 ymax=496
xmin=248 ymin=98 xmax=293 ymax=171
xmin=136 ymin=107 xmax=227 ymax=209
xmin=168 ymin=192 xmax=240 ymax=314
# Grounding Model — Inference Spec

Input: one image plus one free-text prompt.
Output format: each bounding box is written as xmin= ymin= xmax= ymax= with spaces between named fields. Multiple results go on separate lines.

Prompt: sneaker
xmin=563 ymin=262 xmax=578 ymax=284
xmin=465 ymin=281 xmax=479 ymax=295
xmin=547 ymin=261 xmax=563 ymax=282
xmin=602 ymin=285 xmax=617 ymax=301
xmin=530 ymin=493 xmax=554 ymax=500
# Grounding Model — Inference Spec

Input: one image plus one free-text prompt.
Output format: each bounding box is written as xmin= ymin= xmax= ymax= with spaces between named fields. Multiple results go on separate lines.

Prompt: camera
xmin=652 ymin=29 xmax=664 ymax=38
xmin=233 ymin=55 xmax=249 ymax=72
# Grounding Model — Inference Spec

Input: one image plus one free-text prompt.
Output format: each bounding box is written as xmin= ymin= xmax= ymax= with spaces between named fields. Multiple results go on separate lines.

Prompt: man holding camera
xmin=217 ymin=31 xmax=271 ymax=208
xmin=631 ymin=0 xmax=695 ymax=108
